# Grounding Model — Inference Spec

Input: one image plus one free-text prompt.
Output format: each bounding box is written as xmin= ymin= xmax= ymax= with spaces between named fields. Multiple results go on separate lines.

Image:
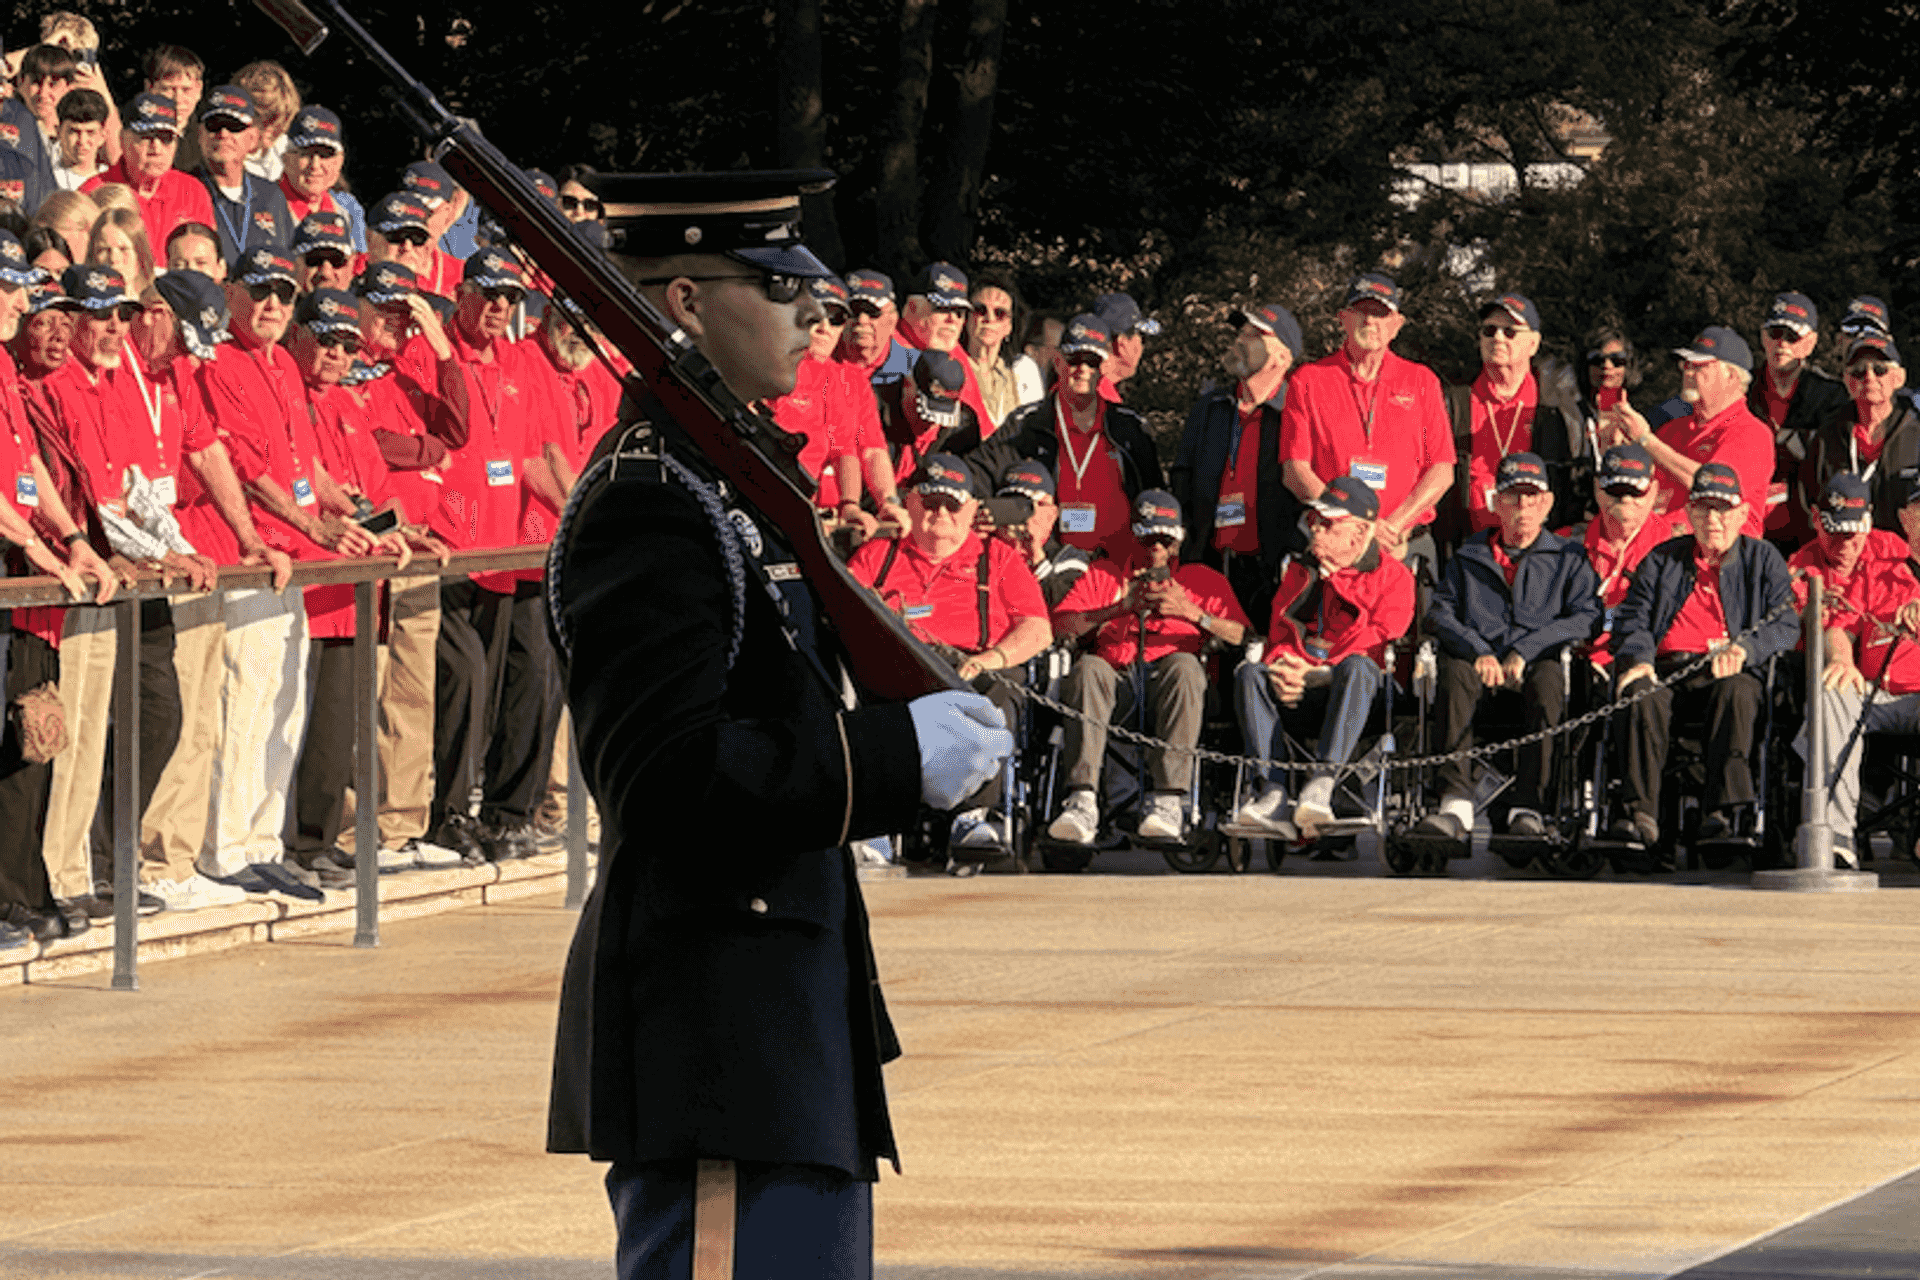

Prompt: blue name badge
xmin=486 ymin=459 xmax=515 ymax=487
xmin=904 ymin=603 xmax=935 ymax=621
xmin=292 ymin=476 xmax=316 ymax=507
xmin=1350 ymin=460 xmax=1388 ymax=491
xmin=14 ymin=472 xmax=37 ymax=508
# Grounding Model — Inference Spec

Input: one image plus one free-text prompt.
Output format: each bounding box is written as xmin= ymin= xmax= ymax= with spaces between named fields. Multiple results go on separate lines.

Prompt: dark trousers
xmin=1219 ymin=550 xmax=1277 ymax=640
xmin=432 ymin=579 xmax=500 ymax=829
xmin=1623 ymin=656 xmax=1762 ymax=818
xmin=606 ymin=1159 xmax=870 ymax=1280
xmin=289 ymin=639 xmax=356 ymax=856
xmin=91 ymin=599 xmax=182 ymax=886
xmin=1434 ymin=652 xmax=1565 ymax=810
xmin=0 ymin=630 xmax=56 ymax=911
xmin=477 ymin=580 xmax=561 ymax=827
xmin=964 ymin=665 xmax=1025 ymax=812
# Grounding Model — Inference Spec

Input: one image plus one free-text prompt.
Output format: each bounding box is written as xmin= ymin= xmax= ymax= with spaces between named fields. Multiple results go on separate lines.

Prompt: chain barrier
xmin=979 ymin=569 xmax=1818 ymax=777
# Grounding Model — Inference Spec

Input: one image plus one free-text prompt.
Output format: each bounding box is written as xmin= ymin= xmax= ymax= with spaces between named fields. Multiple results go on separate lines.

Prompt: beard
xmin=1222 ymin=344 xmax=1269 ymax=381
xmin=1680 ymin=385 xmax=1702 ymax=403
xmin=92 ymin=345 xmax=123 ymax=370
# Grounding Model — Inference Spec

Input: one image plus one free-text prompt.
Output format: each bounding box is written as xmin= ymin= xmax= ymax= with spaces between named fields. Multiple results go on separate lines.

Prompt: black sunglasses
xmin=558 ymin=194 xmax=603 ymax=216
xmin=821 ymin=306 xmax=849 ymax=327
xmin=202 ymin=117 xmax=250 ymax=134
xmin=1587 ymin=351 xmax=1628 ymax=367
xmin=304 ymin=250 xmax=349 ymax=269
xmin=382 ymin=227 xmax=430 ymax=247
xmin=1140 ymin=534 xmax=1180 ymax=548
xmin=1480 ymin=323 xmax=1524 ymax=340
xmin=918 ymin=493 xmax=968 ymax=513
xmin=244 ymin=280 xmax=297 ymax=305
xmin=633 ymin=272 xmax=804 ymax=305
xmin=1062 ymin=352 xmax=1103 ymax=368
xmin=971 ymin=303 xmax=1012 ymax=321
xmin=1847 ymin=360 xmax=1896 ymax=379
xmin=478 ymin=286 xmax=526 ymax=306
xmin=849 ymin=299 xmax=885 ymax=319
xmin=1762 ymin=325 xmax=1803 ymax=343
xmin=315 ymin=331 xmax=362 ymax=352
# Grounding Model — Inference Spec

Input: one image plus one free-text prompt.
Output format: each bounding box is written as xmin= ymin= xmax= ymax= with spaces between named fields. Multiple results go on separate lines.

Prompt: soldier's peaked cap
xmin=584 ymin=168 xmax=836 ymax=279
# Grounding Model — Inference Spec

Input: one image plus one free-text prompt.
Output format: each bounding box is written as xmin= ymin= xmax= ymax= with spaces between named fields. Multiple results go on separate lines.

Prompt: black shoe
xmin=250 ymin=863 xmax=324 ymax=902
xmin=432 ymin=814 xmax=486 ymax=863
xmin=52 ymin=899 xmax=91 ymax=938
xmin=1697 ymin=809 xmax=1736 ymax=842
xmin=206 ymin=867 xmax=278 ymax=896
xmin=479 ymin=821 xmax=538 ymax=862
xmin=0 ymin=919 xmax=28 ymax=950
xmin=83 ymin=881 xmax=164 ymax=918
xmin=0 ymin=902 xmax=62 ymax=943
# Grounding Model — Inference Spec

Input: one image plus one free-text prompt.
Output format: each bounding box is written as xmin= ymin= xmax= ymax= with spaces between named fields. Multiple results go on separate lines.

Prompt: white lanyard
xmin=1852 ymin=426 xmax=1882 ymax=485
xmin=1056 ymin=397 xmax=1104 ymax=489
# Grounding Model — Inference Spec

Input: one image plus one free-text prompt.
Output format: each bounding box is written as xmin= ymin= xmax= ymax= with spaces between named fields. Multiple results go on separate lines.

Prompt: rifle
xmin=252 ymin=0 xmax=963 ymax=702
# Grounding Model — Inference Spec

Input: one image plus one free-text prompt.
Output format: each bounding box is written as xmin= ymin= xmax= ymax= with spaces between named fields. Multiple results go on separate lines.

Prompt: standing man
xmin=279 ymin=106 xmax=366 ymax=253
xmin=1279 ymin=273 xmax=1455 ymax=569
xmin=1452 ymin=293 xmax=1590 ymax=535
xmin=1092 ymin=291 xmax=1159 ymax=404
xmin=1749 ymin=292 xmax=1851 ymax=548
xmin=1170 ymin=300 xmax=1303 ymax=627
xmin=546 ymin=169 xmax=1011 ymax=1275
xmin=193 ymin=85 xmax=295 ymax=266
xmin=82 ymin=93 xmax=213 ymax=252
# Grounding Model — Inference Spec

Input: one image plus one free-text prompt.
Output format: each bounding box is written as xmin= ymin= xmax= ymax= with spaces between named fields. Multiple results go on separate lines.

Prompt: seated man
xmin=1233 ymin=476 xmax=1414 ymax=834
xmin=991 ymin=459 xmax=1091 ymax=609
xmin=1611 ymin=463 xmax=1798 ymax=843
xmin=1574 ymin=443 xmax=1670 ymax=675
xmin=1420 ymin=452 xmax=1602 ymax=840
xmin=847 ymin=454 xmax=1053 ymax=853
xmin=1789 ymin=472 xmax=1908 ymax=625
xmin=1047 ymin=491 xmax=1249 ymax=843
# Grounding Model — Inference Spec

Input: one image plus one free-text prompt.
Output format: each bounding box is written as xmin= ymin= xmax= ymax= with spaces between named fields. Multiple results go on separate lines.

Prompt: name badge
xmin=14 ymin=472 xmax=37 ymax=508
xmin=1215 ymin=494 xmax=1247 ymax=528
xmin=486 ymin=459 xmax=515 ymax=487
xmin=152 ymin=474 xmax=177 ymax=507
xmin=293 ymin=476 xmax=317 ymax=507
xmin=1602 ymin=606 xmax=1616 ymax=632
xmin=904 ymin=603 xmax=934 ymax=620
xmin=1351 ymin=460 xmax=1388 ymax=491
xmin=1059 ymin=502 xmax=1097 ymax=534
xmin=1303 ymin=635 xmax=1331 ymax=662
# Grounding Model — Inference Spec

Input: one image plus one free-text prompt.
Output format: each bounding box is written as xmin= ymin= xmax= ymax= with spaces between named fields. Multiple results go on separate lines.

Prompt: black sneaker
xmin=249 ymin=863 xmax=325 ymax=902
xmin=0 ymin=918 xmax=28 ymax=950
xmin=206 ymin=867 xmax=279 ymax=896
xmin=0 ymin=902 xmax=62 ymax=943
xmin=51 ymin=899 xmax=91 ymax=938
xmin=431 ymin=814 xmax=486 ymax=863
xmin=86 ymin=880 xmax=164 ymax=917
xmin=479 ymin=821 xmax=538 ymax=862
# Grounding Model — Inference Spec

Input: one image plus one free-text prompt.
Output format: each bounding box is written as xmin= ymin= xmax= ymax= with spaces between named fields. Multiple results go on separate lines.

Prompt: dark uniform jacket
xmin=1427 ymin=528 xmax=1602 ymax=664
xmin=1610 ymin=534 xmax=1797 ymax=672
xmin=1749 ymin=366 xmax=1852 ymax=544
xmin=545 ymin=413 xmax=923 ymax=1179
xmin=947 ymin=393 xmax=1163 ymax=512
xmin=1168 ymin=382 xmax=1302 ymax=569
xmin=1810 ymin=399 xmax=1920 ymax=534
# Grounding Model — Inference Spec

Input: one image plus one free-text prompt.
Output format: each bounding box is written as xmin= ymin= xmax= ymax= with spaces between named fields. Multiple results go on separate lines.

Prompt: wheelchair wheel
xmin=1161 ymin=830 xmax=1223 ymax=874
xmin=1263 ymin=837 xmax=1286 ymax=872
xmin=1037 ymin=840 xmax=1095 ymax=873
xmin=1542 ymin=837 xmax=1606 ymax=880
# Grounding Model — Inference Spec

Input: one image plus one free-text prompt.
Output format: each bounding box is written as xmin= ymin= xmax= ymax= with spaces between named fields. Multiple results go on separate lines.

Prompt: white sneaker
xmin=1231 ymin=784 xmax=1289 ymax=829
xmin=409 ymin=839 xmax=466 ymax=869
xmin=1292 ymin=775 xmax=1337 ymax=833
xmin=1047 ymin=791 xmax=1099 ymax=844
xmin=377 ymin=846 xmax=419 ymax=873
xmin=850 ymin=836 xmax=895 ymax=866
xmin=1136 ymin=793 xmax=1185 ymax=842
xmin=148 ymin=873 xmax=248 ymax=912
xmin=949 ymin=808 xmax=1008 ymax=851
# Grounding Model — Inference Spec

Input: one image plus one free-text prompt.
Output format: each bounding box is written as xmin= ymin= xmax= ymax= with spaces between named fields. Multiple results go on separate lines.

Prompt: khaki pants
xmin=201 ymin=587 xmax=307 ymax=875
xmin=377 ymin=575 xmax=441 ymax=848
xmin=141 ymin=592 xmax=226 ymax=883
xmin=42 ymin=607 xmax=115 ymax=900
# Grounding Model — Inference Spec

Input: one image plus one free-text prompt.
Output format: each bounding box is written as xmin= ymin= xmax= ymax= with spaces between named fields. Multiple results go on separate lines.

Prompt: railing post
xmin=1756 ymin=575 xmax=1876 ymax=892
xmin=111 ymin=594 xmax=141 ymax=991
xmin=352 ymin=579 xmax=380 ymax=947
xmin=565 ymin=719 xmax=588 ymax=910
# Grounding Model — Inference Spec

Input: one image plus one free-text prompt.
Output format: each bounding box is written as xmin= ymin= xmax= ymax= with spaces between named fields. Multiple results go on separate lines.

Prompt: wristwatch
xmin=1195 ymin=611 xmax=1214 ymax=632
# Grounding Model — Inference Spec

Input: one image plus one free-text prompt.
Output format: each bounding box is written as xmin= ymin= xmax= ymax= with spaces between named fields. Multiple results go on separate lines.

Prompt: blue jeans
xmin=606 ymin=1159 xmax=871 ymax=1279
xmin=1236 ymin=653 xmax=1382 ymax=790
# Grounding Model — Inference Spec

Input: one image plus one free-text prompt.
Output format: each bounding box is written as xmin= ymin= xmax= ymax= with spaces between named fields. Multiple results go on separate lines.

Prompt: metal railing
xmin=0 ymin=545 xmax=593 ymax=988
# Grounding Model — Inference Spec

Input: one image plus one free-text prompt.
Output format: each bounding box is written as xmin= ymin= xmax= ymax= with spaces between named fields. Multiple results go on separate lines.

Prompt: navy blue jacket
xmin=1428 ymin=527 xmax=1602 ymax=663
xmin=1610 ymin=533 xmax=1797 ymax=671
xmin=0 ymin=99 xmax=57 ymax=217
xmin=1169 ymin=381 xmax=1302 ymax=569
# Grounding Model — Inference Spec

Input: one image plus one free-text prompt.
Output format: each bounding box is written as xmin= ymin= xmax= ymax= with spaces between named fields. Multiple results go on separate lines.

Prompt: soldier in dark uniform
xmin=544 ymin=171 xmax=1013 ymax=1278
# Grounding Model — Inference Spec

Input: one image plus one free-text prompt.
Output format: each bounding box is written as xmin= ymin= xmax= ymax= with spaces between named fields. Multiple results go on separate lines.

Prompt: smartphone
xmin=357 ymin=508 xmax=399 ymax=535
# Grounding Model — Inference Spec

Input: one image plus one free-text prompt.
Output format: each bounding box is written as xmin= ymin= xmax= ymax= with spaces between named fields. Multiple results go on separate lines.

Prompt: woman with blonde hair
xmin=87 ymin=207 xmax=157 ymax=297
xmin=29 ymin=189 xmax=99 ymax=263
xmin=233 ymin=60 xmax=300 ymax=182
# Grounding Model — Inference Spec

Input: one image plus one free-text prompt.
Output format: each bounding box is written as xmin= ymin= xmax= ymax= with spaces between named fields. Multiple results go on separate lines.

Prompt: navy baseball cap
xmin=61 ymin=263 xmax=133 ymax=311
xmin=997 ymin=460 xmax=1056 ymax=502
xmin=0 ymin=230 xmax=45 ymax=287
xmin=1058 ymin=313 xmax=1112 ymax=361
xmin=463 ymin=248 xmax=527 ymax=292
xmin=1229 ymin=301 xmax=1304 ymax=360
xmin=1845 ymin=332 xmax=1903 ymax=367
xmin=152 ymin=269 xmax=230 ymax=359
xmin=910 ymin=261 xmax=970 ymax=311
xmin=1599 ymin=443 xmax=1656 ymax=494
xmin=1094 ymin=291 xmax=1161 ymax=337
xmin=295 ymin=288 xmax=361 ymax=336
xmin=587 ymin=169 xmax=836 ymax=280
xmin=292 ymin=210 xmax=353 ymax=260
xmin=27 ymin=280 xmax=80 ymax=316
xmin=234 ymin=247 xmax=299 ymax=289
xmin=125 ymin=92 xmax=182 ymax=138
xmin=911 ymin=349 xmax=966 ymax=427
xmin=1818 ymin=472 xmax=1873 ymax=533
xmin=1674 ymin=325 xmax=1754 ymax=372
xmin=354 ymin=260 xmax=418 ymax=306
xmin=1689 ymin=462 xmax=1744 ymax=507
xmin=287 ymin=105 xmax=344 ymax=153
xmin=913 ymin=453 xmax=975 ymax=502
xmin=403 ymin=161 xmax=455 ymax=206
xmin=808 ymin=274 xmax=850 ymax=316
xmin=1495 ymin=451 xmax=1551 ymax=494
xmin=370 ymin=192 xmax=432 ymax=237
xmin=1764 ymin=291 xmax=1817 ymax=336
xmin=200 ymin=85 xmax=257 ymax=128
xmin=1840 ymin=295 xmax=1891 ymax=336
xmin=847 ymin=269 xmax=894 ymax=308
xmin=525 ymin=168 xmax=557 ymax=200
xmin=1482 ymin=292 xmax=1540 ymax=331
xmin=1311 ymin=475 xmax=1381 ymax=522
xmin=1343 ymin=272 xmax=1401 ymax=312
xmin=1131 ymin=489 xmax=1184 ymax=540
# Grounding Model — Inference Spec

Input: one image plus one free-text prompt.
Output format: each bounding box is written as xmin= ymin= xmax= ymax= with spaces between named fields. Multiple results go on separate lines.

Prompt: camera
xmin=973 ymin=496 xmax=1034 ymax=529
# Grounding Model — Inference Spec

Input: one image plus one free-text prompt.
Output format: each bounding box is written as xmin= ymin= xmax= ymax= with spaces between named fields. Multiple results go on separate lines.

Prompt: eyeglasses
xmin=972 ymin=303 xmax=1012 ymax=321
xmin=918 ymin=493 xmax=968 ymax=513
xmin=632 ymin=272 xmax=805 ymax=305
xmin=821 ymin=306 xmax=849 ymax=327
xmin=1587 ymin=351 xmax=1628 ymax=367
xmin=1062 ymin=352 xmax=1104 ymax=368
xmin=849 ymin=299 xmax=885 ymax=319
xmin=382 ymin=228 xmax=430 ymax=247
xmin=304 ymin=250 xmax=349 ymax=269
xmin=244 ymin=280 xmax=297 ymax=305
xmin=1687 ymin=502 xmax=1739 ymax=521
xmin=1762 ymin=325 xmax=1803 ymax=343
xmin=1140 ymin=535 xmax=1179 ymax=548
xmin=478 ymin=286 xmax=526 ymax=306
xmin=1847 ymin=360 xmax=1896 ymax=379
xmin=100 ymin=302 xmax=141 ymax=323
xmin=557 ymin=194 xmax=603 ymax=217
xmin=315 ymin=331 xmax=362 ymax=353
xmin=1480 ymin=323 xmax=1525 ymax=340
xmin=202 ymin=118 xmax=250 ymax=134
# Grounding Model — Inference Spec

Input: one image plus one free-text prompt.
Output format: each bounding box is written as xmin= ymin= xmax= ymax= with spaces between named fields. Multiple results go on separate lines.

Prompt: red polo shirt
xmin=1279 ymin=347 xmax=1454 ymax=530
xmin=1579 ymin=514 xmax=1669 ymax=667
xmin=1651 ymin=399 xmax=1773 ymax=539
xmin=1788 ymin=529 xmax=1907 ymax=625
xmin=1054 ymin=552 xmax=1249 ymax=667
xmin=157 ymin=352 xmax=243 ymax=564
xmin=1657 ymin=546 xmax=1731 ymax=655
xmin=437 ymin=327 xmax=536 ymax=559
xmin=1848 ymin=559 xmax=1920 ymax=693
xmin=1465 ymin=370 xmax=1538 ymax=532
xmin=1054 ymin=398 xmax=1133 ymax=559
xmin=1213 ymin=402 xmax=1264 ymax=555
xmin=474 ymin=351 xmax=571 ymax=592
xmin=0 ymin=345 xmax=62 ymax=646
xmin=847 ymin=531 xmax=1046 ymax=652
xmin=200 ymin=340 xmax=329 ymax=558
xmin=535 ymin=340 xmax=624 ymax=478
xmin=83 ymin=162 xmax=215 ymax=257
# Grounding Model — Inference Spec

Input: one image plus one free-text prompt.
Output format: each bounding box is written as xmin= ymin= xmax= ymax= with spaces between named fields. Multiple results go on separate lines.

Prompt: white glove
xmin=907 ymin=690 xmax=1014 ymax=810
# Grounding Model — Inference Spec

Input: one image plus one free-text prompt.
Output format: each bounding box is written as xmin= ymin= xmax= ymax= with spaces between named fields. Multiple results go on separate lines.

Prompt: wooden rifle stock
xmin=252 ymin=0 xmax=963 ymax=702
